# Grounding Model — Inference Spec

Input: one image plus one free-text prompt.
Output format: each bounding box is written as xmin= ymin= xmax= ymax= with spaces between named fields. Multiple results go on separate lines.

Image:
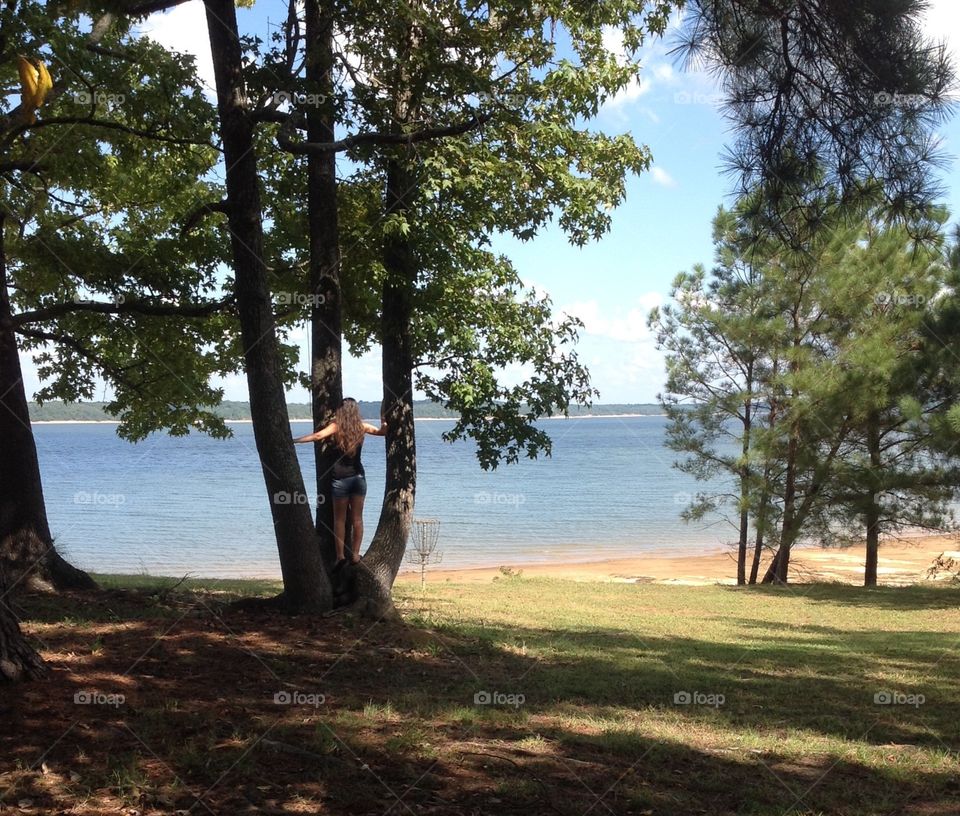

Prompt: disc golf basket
xmin=407 ymin=517 xmax=442 ymax=589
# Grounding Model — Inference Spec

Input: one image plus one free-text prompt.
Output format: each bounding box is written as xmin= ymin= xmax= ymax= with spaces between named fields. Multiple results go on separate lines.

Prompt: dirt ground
xmin=3 ymin=590 xmax=573 ymax=815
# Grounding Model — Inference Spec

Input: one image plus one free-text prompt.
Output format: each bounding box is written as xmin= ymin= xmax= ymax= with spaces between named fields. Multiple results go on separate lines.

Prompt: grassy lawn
xmin=2 ymin=574 xmax=958 ymax=815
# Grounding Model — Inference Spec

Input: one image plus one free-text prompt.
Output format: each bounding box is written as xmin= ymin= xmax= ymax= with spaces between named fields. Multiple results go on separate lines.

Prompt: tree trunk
xmin=748 ymin=487 xmax=769 ymax=585
xmin=0 ymin=213 xmax=96 ymax=592
xmin=752 ymin=362 xmax=779 ymax=585
xmin=304 ymin=0 xmax=346 ymax=570
xmin=864 ymin=500 xmax=880 ymax=587
xmin=769 ymin=426 xmax=799 ymax=584
xmin=205 ymin=0 xmax=331 ymax=613
xmin=0 ymin=600 xmax=46 ymax=682
xmin=864 ymin=411 xmax=882 ymax=587
xmin=771 ymin=342 xmax=802 ymax=585
xmin=0 ymin=528 xmax=51 ymax=682
xmin=41 ymin=549 xmax=97 ymax=589
xmin=763 ymin=412 xmax=849 ymax=585
xmin=736 ymin=509 xmax=748 ymax=585
xmin=353 ymin=157 xmax=417 ymax=619
xmin=736 ymin=388 xmax=753 ymax=585
xmin=761 ymin=547 xmax=780 ymax=584
xmin=749 ymin=527 xmax=765 ymax=585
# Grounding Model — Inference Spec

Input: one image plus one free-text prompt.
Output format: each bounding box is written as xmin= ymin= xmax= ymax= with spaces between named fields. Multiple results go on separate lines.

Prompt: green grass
xmin=7 ymin=574 xmax=960 ymax=815
xmin=90 ymin=572 xmax=283 ymax=596
xmin=396 ymin=578 xmax=960 ymax=813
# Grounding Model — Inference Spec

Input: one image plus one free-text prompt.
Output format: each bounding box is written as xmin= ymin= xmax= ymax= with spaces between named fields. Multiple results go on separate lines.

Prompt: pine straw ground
xmin=2 ymin=575 xmax=959 ymax=816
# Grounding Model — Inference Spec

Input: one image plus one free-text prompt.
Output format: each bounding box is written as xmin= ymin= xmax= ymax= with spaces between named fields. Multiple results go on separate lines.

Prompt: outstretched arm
xmin=293 ymin=422 xmax=337 ymax=443
xmin=364 ymin=420 xmax=388 ymax=437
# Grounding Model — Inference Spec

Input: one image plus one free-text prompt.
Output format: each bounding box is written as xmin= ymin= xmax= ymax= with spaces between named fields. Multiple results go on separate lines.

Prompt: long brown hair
xmin=333 ymin=398 xmax=365 ymax=457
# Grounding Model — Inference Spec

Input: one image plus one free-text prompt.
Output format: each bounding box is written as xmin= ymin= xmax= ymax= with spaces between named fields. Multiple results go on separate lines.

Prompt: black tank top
xmin=333 ymin=438 xmax=364 ymax=479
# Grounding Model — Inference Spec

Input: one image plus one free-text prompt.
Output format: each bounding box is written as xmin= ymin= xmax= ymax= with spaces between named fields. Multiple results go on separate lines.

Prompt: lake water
xmin=33 ymin=417 xmax=733 ymax=578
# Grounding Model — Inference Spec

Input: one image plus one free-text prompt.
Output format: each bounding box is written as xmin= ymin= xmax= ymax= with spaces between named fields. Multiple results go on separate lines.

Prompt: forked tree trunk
xmin=762 ymin=418 xmax=847 ymax=585
xmin=761 ymin=457 xmax=845 ymax=586
xmin=767 ymin=330 xmax=804 ymax=585
xmin=750 ymin=380 xmax=778 ymax=586
xmin=304 ymin=0 xmax=346 ymax=570
xmin=771 ymin=422 xmax=800 ymax=584
xmin=0 ymin=213 xmax=95 ymax=592
xmin=352 ymin=157 xmax=417 ymax=619
xmin=205 ymin=0 xmax=331 ymax=613
xmin=761 ymin=547 xmax=781 ymax=584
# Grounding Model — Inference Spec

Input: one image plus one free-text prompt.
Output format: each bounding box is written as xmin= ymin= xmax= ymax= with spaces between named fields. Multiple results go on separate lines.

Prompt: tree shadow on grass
xmin=736 ymin=581 xmax=960 ymax=610
xmin=2 ymin=586 xmax=959 ymax=816
xmin=431 ymin=623 xmax=960 ymax=748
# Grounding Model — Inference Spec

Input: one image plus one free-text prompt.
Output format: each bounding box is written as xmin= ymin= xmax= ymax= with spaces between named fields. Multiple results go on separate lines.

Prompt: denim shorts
xmin=332 ymin=474 xmax=367 ymax=499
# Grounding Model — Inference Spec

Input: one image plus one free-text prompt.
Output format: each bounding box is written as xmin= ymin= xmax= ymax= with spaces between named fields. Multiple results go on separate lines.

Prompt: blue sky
xmin=19 ymin=1 xmax=960 ymax=406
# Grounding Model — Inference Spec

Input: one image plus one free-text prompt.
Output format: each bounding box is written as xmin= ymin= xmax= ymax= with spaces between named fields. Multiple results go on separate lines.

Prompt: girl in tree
xmin=294 ymin=398 xmax=387 ymax=568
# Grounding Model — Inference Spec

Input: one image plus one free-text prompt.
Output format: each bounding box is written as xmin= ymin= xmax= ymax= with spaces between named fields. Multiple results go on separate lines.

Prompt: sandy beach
xmin=396 ymin=533 xmax=960 ymax=586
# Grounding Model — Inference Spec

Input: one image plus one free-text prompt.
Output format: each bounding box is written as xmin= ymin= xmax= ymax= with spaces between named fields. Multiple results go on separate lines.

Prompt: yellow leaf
xmin=35 ymin=60 xmax=53 ymax=106
xmin=17 ymin=54 xmax=40 ymax=109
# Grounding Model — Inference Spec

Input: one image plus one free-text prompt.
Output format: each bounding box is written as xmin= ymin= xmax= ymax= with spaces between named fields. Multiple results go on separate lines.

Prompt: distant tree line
xmin=27 ymin=400 xmax=669 ymax=422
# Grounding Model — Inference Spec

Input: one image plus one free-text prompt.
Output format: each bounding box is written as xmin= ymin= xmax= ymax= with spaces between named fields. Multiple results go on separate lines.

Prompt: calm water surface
xmin=33 ymin=417 xmax=732 ymax=577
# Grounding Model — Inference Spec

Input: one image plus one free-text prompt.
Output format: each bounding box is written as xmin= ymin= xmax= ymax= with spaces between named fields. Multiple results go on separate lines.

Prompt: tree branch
xmin=0 ymin=159 xmax=45 ymax=175
xmin=13 ymin=295 xmax=234 ymax=326
xmin=16 ymin=326 xmax=136 ymax=390
xmin=11 ymin=117 xmax=216 ymax=149
xmin=181 ymin=199 xmax=231 ymax=235
xmin=120 ymin=0 xmax=193 ymax=17
xmin=276 ymin=110 xmax=493 ymax=155
xmin=85 ymin=43 xmax=141 ymax=63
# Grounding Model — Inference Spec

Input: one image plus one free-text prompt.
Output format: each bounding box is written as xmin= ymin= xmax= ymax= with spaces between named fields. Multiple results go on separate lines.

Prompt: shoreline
xmin=395 ymin=534 xmax=960 ymax=586
xmin=76 ymin=535 xmax=960 ymax=587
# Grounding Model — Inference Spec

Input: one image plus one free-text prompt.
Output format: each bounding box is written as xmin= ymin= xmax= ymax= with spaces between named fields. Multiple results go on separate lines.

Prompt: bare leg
xmin=333 ymin=497 xmax=349 ymax=561
xmin=349 ymin=495 xmax=365 ymax=562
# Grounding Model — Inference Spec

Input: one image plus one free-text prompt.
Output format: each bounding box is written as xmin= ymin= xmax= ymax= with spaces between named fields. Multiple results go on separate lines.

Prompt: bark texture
xmin=864 ymin=411 xmax=881 ymax=587
xmin=353 ymin=157 xmax=417 ymax=619
xmin=205 ymin=0 xmax=331 ymax=612
xmin=0 ymin=601 xmax=47 ymax=681
xmin=0 ymin=530 xmax=49 ymax=682
xmin=304 ymin=0 xmax=347 ymax=569
xmin=0 ymin=212 xmax=95 ymax=592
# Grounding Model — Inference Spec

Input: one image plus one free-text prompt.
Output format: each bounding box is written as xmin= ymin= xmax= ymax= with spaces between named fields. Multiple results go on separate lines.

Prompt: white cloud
xmin=650 ymin=166 xmax=677 ymax=188
xmin=652 ymin=63 xmax=675 ymax=82
xmin=923 ymin=0 xmax=960 ymax=94
xmin=137 ymin=1 xmax=216 ymax=93
xmin=601 ymin=16 xmax=723 ymax=116
xmin=601 ymin=25 xmax=629 ymax=60
xmin=562 ymin=292 xmax=663 ymax=344
xmin=600 ymin=24 xmax=655 ymax=110
xmin=556 ymin=293 xmax=668 ymax=402
xmin=604 ymin=75 xmax=653 ymax=109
